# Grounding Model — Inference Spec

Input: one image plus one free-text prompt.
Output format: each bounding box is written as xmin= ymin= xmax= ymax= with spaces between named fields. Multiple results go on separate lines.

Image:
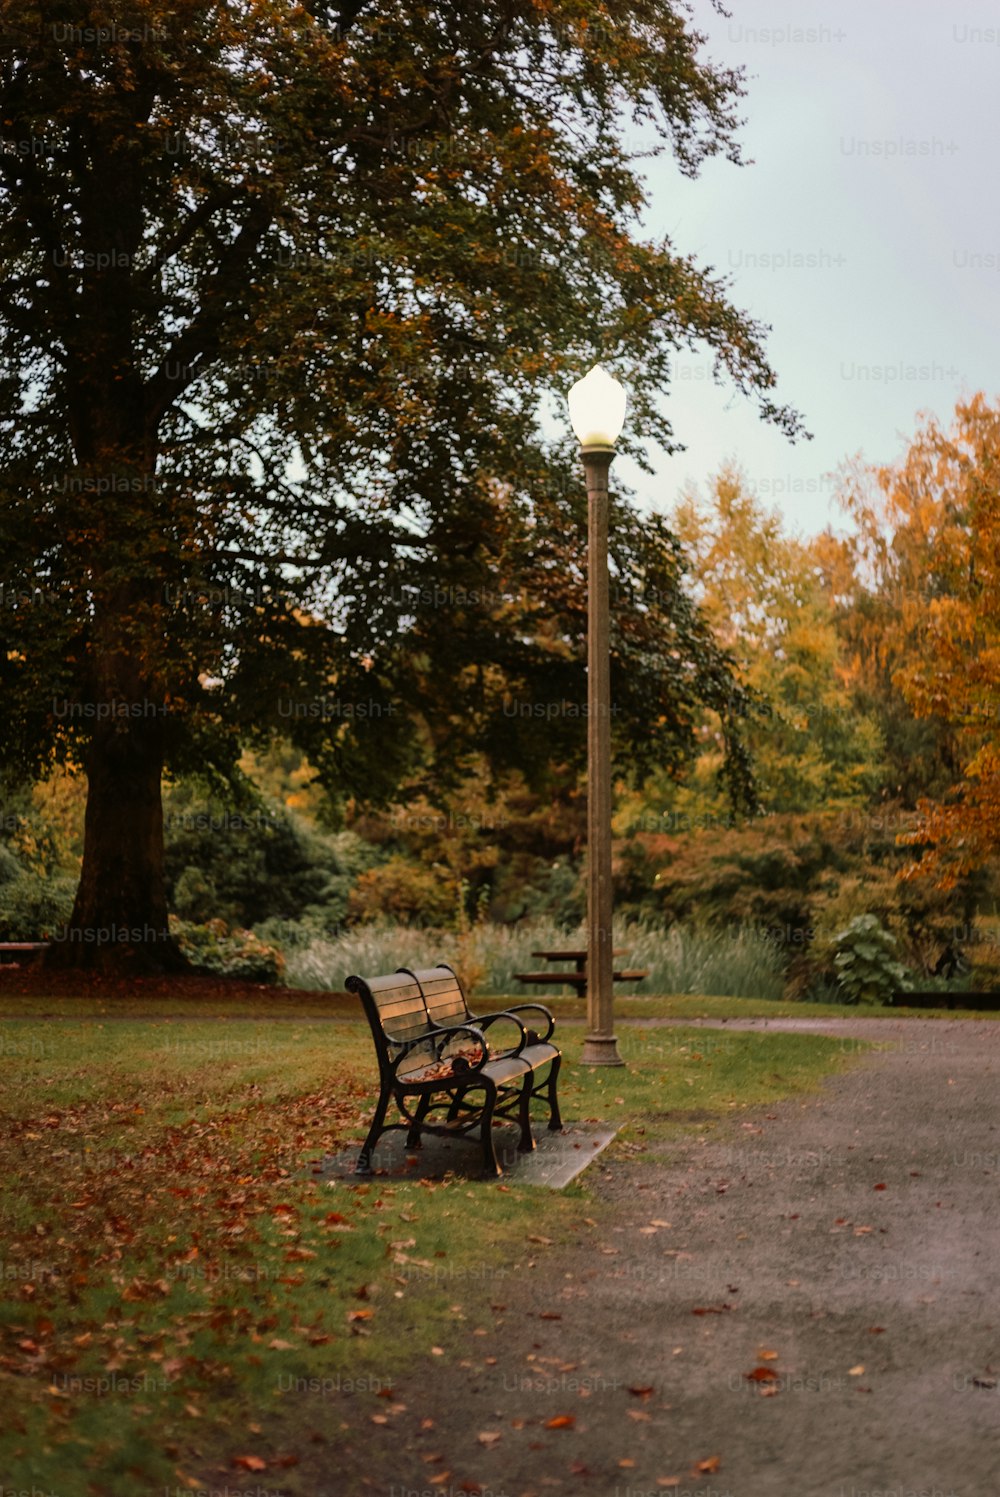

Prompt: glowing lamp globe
xmin=567 ymin=364 xmax=627 ymax=449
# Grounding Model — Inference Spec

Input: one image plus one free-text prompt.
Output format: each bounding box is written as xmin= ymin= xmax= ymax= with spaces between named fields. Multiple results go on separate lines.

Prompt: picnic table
xmin=514 ymin=948 xmax=648 ymax=999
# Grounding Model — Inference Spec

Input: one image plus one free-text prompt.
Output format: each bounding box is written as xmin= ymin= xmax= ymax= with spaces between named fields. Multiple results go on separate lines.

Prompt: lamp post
xmin=567 ymin=364 xmax=627 ymax=1067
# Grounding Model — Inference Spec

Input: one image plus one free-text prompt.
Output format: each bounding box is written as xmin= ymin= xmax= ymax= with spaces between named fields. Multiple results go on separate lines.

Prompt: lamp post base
xmin=580 ymin=1033 xmax=625 ymax=1066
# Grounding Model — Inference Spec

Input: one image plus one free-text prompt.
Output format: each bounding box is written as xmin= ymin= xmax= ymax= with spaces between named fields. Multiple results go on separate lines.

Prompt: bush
xmin=831 ymin=914 xmax=913 ymax=1006
xmin=346 ymin=856 xmax=460 ymax=927
xmin=0 ymin=870 xmax=76 ymax=940
xmin=163 ymin=783 xmax=371 ymax=929
xmin=169 ymin=916 xmax=285 ymax=984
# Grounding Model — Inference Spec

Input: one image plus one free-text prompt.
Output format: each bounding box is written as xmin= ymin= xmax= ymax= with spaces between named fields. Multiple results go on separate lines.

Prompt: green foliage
xmin=0 ymin=869 xmax=76 ymax=941
xmin=168 ymin=917 xmax=284 ymax=985
xmin=831 ymin=914 xmax=914 ymax=1006
xmin=163 ymin=781 xmax=376 ymax=929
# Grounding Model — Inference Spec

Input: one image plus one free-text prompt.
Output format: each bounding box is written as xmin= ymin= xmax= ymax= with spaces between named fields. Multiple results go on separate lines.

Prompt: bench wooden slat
xmin=375 ymin=993 xmax=428 ymax=1020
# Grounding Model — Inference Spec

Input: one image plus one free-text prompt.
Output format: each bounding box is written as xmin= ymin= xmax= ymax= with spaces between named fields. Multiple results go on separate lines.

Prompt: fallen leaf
xmin=848 ymin=1365 xmax=865 ymax=1376
xmin=476 ymin=1432 xmax=502 ymax=1447
xmin=695 ymin=1456 xmax=722 ymax=1474
xmin=232 ymin=1456 xmax=267 ymax=1472
xmin=544 ymin=1415 xmax=576 ymax=1430
xmin=744 ymin=1367 xmax=779 ymax=1383
xmin=628 ymin=1385 xmax=655 ymax=1398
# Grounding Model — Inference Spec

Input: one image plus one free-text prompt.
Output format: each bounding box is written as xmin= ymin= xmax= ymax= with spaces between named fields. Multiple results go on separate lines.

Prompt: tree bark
xmin=45 ymin=715 xmax=185 ymax=974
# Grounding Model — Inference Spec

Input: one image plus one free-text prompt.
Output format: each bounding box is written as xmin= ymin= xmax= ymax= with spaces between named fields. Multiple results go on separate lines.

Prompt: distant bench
xmin=0 ymin=943 xmax=49 ymax=965
xmin=892 ymin=989 xmax=1000 ymax=1011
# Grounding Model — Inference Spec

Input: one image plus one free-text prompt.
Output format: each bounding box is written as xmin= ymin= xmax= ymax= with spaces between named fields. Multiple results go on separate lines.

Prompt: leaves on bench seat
xmin=402 ymin=1043 xmax=485 ymax=1084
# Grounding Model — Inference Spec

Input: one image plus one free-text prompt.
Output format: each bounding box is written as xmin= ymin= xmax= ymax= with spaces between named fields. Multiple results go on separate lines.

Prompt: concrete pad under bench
xmin=314 ymin=1120 xmax=620 ymax=1189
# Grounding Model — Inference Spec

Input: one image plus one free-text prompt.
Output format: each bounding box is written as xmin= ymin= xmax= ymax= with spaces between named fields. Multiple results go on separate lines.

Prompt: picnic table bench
xmin=514 ymin=948 xmax=649 ymax=999
xmin=347 ymin=962 xmax=562 ymax=1178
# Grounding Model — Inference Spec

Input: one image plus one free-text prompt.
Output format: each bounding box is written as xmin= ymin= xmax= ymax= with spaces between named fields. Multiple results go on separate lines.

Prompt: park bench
xmin=346 ymin=963 xmax=562 ymax=1178
xmin=0 ymin=942 xmax=49 ymax=965
xmin=892 ymin=989 xmax=1000 ymax=1011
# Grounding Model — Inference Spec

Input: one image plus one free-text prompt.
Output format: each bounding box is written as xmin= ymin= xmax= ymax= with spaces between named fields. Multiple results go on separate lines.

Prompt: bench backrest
xmin=405 ymin=964 xmax=471 ymax=1030
xmin=347 ymin=964 xmax=480 ymax=1084
xmin=346 ymin=970 xmax=438 ymax=1081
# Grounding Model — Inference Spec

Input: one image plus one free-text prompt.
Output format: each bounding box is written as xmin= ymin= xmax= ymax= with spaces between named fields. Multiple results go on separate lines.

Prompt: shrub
xmin=831 ymin=914 xmax=914 ymax=1005
xmin=163 ymin=783 xmax=370 ymax=929
xmin=0 ymin=870 xmax=76 ymax=940
xmin=346 ymin=856 xmax=459 ymax=927
xmin=169 ymin=916 xmax=285 ymax=984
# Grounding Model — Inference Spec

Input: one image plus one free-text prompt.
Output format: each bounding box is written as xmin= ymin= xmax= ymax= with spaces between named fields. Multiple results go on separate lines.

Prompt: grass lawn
xmin=2 ymin=1001 xmax=866 ymax=1494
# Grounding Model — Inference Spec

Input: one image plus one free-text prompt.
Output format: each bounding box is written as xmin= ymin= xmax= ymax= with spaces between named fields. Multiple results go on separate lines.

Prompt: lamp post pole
xmin=580 ymin=442 xmax=623 ymax=1066
xmin=567 ymin=364 xmax=626 ymax=1066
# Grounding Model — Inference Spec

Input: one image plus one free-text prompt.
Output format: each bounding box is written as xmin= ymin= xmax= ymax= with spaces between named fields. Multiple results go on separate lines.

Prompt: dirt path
xmin=320 ymin=1016 xmax=1000 ymax=1497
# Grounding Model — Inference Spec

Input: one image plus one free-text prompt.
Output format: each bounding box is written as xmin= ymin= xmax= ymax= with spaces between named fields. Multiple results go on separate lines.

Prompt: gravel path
xmin=328 ymin=1016 xmax=1000 ymax=1497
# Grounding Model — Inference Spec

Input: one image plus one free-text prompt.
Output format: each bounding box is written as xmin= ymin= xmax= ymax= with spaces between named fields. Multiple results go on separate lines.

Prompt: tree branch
xmin=144 ymin=194 xmax=275 ymax=429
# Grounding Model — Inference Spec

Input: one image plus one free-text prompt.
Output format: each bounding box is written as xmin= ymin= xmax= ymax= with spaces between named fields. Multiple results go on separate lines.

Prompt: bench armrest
xmin=471 ymin=1003 xmax=555 ymax=1045
xmin=469 ymin=1010 xmax=529 ymax=1057
xmin=390 ymin=1023 xmax=490 ymax=1083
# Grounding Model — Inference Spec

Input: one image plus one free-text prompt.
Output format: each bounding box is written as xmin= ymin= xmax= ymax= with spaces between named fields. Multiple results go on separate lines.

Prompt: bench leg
xmin=446 ymin=1084 xmax=468 ymax=1122
xmin=406 ymin=1092 xmax=432 ymax=1146
xmin=546 ymin=1052 xmax=563 ymax=1132
xmin=517 ymin=1075 xmax=535 ymax=1153
xmin=356 ymin=1086 xmax=392 ymax=1176
xmin=479 ymin=1079 xmax=502 ymax=1178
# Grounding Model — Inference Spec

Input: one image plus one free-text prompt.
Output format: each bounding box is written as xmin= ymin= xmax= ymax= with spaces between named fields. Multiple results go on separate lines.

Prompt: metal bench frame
xmin=347 ymin=963 xmax=562 ymax=1178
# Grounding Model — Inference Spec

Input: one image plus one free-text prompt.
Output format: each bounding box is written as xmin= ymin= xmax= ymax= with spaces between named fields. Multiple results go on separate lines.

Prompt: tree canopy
xmin=0 ymin=0 xmax=804 ymax=967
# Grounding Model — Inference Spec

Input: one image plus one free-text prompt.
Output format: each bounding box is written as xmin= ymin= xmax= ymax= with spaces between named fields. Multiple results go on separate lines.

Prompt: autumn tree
xmin=655 ymin=466 xmax=883 ymax=816
xmin=0 ymin=0 xmax=804 ymax=970
xmin=836 ymin=395 xmax=1000 ymax=887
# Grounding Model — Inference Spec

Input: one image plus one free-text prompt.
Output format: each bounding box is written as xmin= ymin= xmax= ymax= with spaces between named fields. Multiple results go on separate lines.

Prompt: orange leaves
xmin=544 ymin=1414 xmax=575 ymax=1430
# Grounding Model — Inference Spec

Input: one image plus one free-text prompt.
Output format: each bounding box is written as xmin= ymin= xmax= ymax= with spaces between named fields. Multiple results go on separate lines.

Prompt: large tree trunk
xmin=45 ymin=715 xmax=185 ymax=974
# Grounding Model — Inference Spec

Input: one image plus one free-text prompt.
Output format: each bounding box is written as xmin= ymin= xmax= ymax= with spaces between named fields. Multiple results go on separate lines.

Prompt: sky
xmin=619 ymin=0 xmax=1000 ymax=536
